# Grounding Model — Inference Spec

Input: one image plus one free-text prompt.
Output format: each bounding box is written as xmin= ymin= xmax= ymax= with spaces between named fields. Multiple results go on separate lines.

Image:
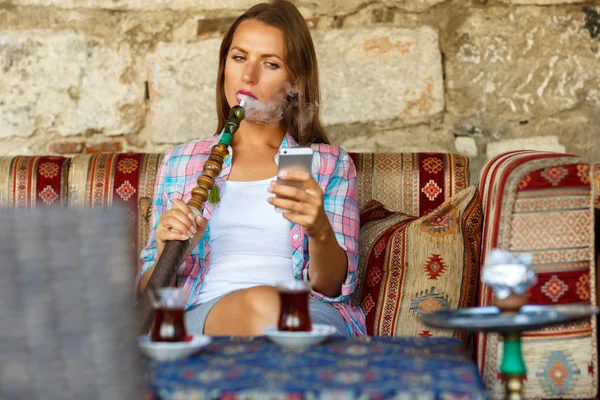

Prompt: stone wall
xmin=1 ymin=0 xmax=599 ymax=181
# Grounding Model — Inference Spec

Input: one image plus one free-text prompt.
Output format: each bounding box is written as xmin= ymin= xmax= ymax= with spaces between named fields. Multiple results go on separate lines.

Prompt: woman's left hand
xmin=267 ymin=171 xmax=331 ymax=243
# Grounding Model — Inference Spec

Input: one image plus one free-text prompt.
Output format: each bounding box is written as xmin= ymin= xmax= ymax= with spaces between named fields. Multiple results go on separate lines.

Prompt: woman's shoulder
xmin=309 ymin=142 xmax=353 ymax=166
xmin=308 ymin=142 xmax=356 ymax=180
xmin=309 ymin=142 xmax=348 ymax=159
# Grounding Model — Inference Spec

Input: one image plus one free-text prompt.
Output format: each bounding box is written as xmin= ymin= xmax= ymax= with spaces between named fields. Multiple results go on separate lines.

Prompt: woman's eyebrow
xmin=230 ymin=46 xmax=283 ymax=61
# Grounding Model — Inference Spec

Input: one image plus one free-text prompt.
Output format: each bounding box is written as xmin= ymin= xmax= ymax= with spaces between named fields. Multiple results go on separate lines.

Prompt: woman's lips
xmin=236 ymin=90 xmax=257 ymax=100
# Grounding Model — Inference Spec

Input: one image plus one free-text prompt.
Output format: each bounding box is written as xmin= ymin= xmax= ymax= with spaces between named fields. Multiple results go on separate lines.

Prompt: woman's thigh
xmin=200 ymin=285 xmax=280 ymax=336
xmin=185 ymin=286 xmax=350 ymax=337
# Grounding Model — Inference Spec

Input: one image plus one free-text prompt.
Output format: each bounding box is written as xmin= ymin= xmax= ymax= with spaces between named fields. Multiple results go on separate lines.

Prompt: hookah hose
xmin=136 ymin=105 xmax=245 ymax=333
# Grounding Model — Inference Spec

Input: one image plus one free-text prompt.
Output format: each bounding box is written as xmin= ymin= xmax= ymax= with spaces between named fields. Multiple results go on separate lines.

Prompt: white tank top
xmin=197 ymin=176 xmax=295 ymax=303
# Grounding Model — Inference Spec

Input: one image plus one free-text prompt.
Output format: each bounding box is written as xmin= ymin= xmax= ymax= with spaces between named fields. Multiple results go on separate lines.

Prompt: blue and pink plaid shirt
xmin=139 ymin=133 xmax=366 ymax=336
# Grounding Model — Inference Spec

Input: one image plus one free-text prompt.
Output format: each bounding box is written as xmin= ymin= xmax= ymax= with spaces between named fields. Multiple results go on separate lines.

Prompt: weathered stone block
xmin=329 ymin=123 xmax=452 ymax=153
xmin=500 ymin=0 xmax=585 ymax=4
xmin=316 ymin=26 xmax=444 ymax=126
xmin=297 ymin=0 xmax=446 ymax=15
xmin=125 ymin=134 xmax=146 ymax=148
xmin=8 ymin=0 xmax=256 ymax=10
xmin=455 ymin=136 xmax=478 ymax=157
xmin=146 ymin=40 xmax=221 ymax=144
xmin=0 ymin=30 xmax=143 ymax=138
xmin=446 ymin=8 xmax=600 ymax=121
xmin=10 ymin=0 xmax=443 ymax=21
xmin=1 ymin=142 xmax=33 ymax=156
xmin=486 ymin=135 xmax=566 ymax=160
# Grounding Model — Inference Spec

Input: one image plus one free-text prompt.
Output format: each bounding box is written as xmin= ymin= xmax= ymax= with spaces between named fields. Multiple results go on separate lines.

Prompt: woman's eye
xmin=232 ymin=55 xmax=246 ymax=62
xmin=265 ymin=61 xmax=280 ymax=69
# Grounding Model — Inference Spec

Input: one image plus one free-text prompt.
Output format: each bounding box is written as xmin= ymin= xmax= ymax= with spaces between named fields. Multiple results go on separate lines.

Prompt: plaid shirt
xmin=139 ymin=133 xmax=366 ymax=336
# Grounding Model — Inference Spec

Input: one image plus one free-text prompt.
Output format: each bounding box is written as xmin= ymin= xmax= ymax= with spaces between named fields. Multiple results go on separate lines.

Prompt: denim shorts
xmin=185 ymin=293 xmax=350 ymax=336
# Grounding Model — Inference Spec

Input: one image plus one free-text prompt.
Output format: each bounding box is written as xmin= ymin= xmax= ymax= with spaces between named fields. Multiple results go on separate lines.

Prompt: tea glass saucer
xmin=137 ymin=334 xmax=212 ymax=361
xmin=263 ymin=324 xmax=337 ymax=349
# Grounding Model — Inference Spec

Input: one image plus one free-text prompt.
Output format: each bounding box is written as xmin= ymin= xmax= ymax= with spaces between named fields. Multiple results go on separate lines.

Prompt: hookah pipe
xmin=136 ymin=104 xmax=245 ymax=334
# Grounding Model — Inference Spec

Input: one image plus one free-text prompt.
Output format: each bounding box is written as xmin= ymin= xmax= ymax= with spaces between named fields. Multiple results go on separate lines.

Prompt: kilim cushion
xmin=352 ymin=185 xmax=482 ymax=342
xmin=68 ymin=153 xmax=164 ymax=277
xmin=0 ymin=156 xmax=70 ymax=208
xmin=350 ymin=153 xmax=470 ymax=217
xmin=478 ymin=151 xmax=597 ymax=399
xmin=594 ymin=162 xmax=600 ymax=210
xmin=594 ymin=162 xmax=600 ymax=336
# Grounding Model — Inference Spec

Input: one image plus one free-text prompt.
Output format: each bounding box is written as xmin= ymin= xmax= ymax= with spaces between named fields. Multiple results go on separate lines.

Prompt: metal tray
xmin=419 ymin=304 xmax=599 ymax=333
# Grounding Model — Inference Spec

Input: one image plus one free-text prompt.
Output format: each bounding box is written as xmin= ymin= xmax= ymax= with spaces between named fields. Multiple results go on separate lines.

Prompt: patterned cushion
xmin=478 ymin=151 xmax=597 ymax=399
xmin=350 ymin=153 xmax=470 ymax=217
xmin=68 ymin=153 xmax=164 ymax=276
xmin=594 ymin=162 xmax=600 ymax=334
xmin=594 ymin=162 xmax=600 ymax=210
xmin=353 ymin=185 xmax=482 ymax=343
xmin=0 ymin=156 xmax=70 ymax=209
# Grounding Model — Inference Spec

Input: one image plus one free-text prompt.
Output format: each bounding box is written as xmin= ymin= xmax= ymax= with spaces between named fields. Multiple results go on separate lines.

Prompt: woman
xmin=138 ymin=0 xmax=365 ymax=337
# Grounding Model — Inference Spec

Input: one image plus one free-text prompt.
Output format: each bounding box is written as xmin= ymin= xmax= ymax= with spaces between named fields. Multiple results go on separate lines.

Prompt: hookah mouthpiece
xmin=219 ymin=104 xmax=245 ymax=146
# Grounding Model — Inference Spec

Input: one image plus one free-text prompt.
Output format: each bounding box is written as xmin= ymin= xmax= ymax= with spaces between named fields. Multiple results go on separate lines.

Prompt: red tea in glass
xmin=151 ymin=307 xmax=187 ymax=342
xmin=150 ymin=288 xmax=188 ymax=342
xmin=277 ymin=281 xmax=312 ymax=332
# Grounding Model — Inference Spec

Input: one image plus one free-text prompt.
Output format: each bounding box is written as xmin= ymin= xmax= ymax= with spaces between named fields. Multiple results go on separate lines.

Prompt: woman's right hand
xmin=156 ymin=199 xmax=208 ymax=259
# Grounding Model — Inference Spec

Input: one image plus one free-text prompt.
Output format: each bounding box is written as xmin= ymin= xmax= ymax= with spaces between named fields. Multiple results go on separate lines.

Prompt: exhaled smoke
xmin=283 ymin=81 xmax=319 ymax=140
xmin=291 ymin=100 xmax=319 ymax=140
xmin=237 ymin=81 xmax=320 ymax=138
xmin=237 ymin=92 xmax=285 ymax=126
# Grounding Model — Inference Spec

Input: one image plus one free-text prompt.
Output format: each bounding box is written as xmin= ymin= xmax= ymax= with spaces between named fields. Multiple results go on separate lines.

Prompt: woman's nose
xmin=242 ymin=64 xmax=257 ymax=85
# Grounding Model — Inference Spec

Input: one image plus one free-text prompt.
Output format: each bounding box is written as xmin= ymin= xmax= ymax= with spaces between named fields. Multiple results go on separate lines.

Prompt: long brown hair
xmin=214 ymin=0 xmax=330 ymax=145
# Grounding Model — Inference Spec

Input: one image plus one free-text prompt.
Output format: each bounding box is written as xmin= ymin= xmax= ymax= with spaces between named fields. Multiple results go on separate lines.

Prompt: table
xmin=146 ymin=336 xmax=489 ymax=399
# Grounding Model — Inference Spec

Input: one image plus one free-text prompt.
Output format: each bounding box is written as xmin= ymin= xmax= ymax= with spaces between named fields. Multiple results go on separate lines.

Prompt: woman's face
xmin=224 ymin=19 xmax=293 ymax=115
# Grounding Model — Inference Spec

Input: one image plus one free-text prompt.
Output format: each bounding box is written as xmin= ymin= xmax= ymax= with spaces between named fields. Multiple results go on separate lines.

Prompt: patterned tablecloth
xmin=146 ymin=336 xmax=489 ymax=400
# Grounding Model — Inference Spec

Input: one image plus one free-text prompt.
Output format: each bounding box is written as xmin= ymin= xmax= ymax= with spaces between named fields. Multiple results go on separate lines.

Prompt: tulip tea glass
xmin=277 ymin=281 xmax=312 ymax=332
xmin=151 ymin=288 xmax=188 ymax=342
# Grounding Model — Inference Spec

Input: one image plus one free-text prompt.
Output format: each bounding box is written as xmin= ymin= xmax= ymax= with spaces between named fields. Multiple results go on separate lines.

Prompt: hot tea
xmin=151 ymin=307 xmax=187 ymax=342
xmin=150 ymin=287 xmax=188 ymax=342
xmin=277 ymin=281 xmax=312 ymax=332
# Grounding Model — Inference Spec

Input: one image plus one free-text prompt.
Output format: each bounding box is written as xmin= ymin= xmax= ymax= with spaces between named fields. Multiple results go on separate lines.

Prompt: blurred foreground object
xmin=0 ymin=207 xmax=143 ymax=400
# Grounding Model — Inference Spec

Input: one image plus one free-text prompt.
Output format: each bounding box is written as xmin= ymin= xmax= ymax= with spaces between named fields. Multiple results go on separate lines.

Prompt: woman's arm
xmin=138 ymin=151 xmax=173 ymax=293
xmin=306 ymin=223 xmax=348 ymax=297
xmin=137 ymin=149 xmax=206 ymax=294
xmin=268 ymin=149 xmax=359 ymax=299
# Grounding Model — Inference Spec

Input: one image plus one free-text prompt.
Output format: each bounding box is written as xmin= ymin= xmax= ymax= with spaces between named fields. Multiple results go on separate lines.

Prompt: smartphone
xmin=275 ymin=147 xmax=314 ymax=213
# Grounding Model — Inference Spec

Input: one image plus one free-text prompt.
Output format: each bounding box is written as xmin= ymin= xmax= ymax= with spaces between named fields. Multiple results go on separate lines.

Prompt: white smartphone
xmin=275 ymin=147 xmax=314 ymax=213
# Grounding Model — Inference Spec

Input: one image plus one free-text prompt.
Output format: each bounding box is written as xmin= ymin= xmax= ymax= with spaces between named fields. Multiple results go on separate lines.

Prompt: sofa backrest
xmin=351 ymin=153 xmax=470 ymax=217
xmin=0 ymin=152 xmax=470 ymax=277
xmin=594 ymin=162 xmax=600 ymax=210
xmin=0 ymin=153 xmax=163 ymax=277
xmin=477 ymin=151 xmax=597 ymax=399
xmin=67 ymin=153 xmax=164 ymax=264
xmin=0 ymin=156 xmax=70 ymax=208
